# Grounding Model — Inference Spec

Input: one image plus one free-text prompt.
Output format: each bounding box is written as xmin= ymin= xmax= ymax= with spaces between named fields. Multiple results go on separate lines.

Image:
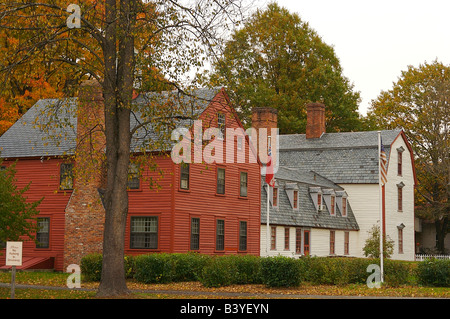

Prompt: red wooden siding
xmin=0 ymin=158 xmax=71 ymax=271
xmin=1 ymin=89 xmax=261 ymax=271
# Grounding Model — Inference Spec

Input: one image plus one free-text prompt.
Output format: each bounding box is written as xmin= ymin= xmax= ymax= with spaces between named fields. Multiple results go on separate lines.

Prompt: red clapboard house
xmin=0 ymin=80 xmax=261 ymax=271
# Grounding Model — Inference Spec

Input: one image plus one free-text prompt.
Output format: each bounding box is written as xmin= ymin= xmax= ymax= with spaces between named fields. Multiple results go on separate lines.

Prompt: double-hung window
xmin=36 ymin=217 xmax=50 ymax=248
xmin=60 ymin=163 xmax=74 ymax=190
xmin=216 ymin=220 xmax=225 ymax=250
xmin=240 ymin=172 xmax=248 ymax=197
xmin=190 ymin=218 xmax=200 ymax=250
xmin=239 ymin=221 xmax=247 ymax=251
xmin=217 ymin=168 xmax=225 ymax=194
xmin=180 ymin=163 xmax=190 ymax=190
xmin=130 ymin=216 xmax=158 ymax=249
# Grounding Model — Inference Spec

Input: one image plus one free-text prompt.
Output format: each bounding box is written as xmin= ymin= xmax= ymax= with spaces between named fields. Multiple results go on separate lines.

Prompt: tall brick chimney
xmin=251 ymin=107 xmax=278 ymax=165
xmin=64 ymin=79 xmax=106 ymax=269
xmin=306 ymin=102 xmax=326 ymax=139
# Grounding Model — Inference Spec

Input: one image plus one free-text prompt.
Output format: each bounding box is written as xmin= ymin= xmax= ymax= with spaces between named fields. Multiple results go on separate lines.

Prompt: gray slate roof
xmin=262 ymin=167 xmax=359 ymax=230
xmin=278 ymin=130 xmax=402 ymax=184
xmin=0 ymin=88 xmax=221 ymax=159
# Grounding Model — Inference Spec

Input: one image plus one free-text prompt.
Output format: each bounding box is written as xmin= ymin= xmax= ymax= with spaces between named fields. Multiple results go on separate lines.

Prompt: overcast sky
xmin=250 ymin=0 xmax=450 ymax=115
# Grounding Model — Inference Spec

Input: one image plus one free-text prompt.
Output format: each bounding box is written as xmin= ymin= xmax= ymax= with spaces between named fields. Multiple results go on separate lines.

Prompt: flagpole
xmin=266 ymin=183 xmax=270 ymax=256
xmin=378 ymin=131 xmax=384 ymax=283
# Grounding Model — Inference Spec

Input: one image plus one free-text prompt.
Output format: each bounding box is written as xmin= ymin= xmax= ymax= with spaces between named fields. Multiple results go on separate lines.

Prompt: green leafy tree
xmin=366 ymin=60 xmax=449 ymax=253
xmin=363 ymin=224 xmax=394 ymax=259
xmin=208 ymin=2 xmax=362 ymax=133
xmin=0 ymin=162 xmax=42 ymax=243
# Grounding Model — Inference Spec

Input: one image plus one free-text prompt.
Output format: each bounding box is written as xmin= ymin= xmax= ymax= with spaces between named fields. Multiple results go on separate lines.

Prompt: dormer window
xmin=336 ymin=190 xmax=348 ymax=217
xmin=285 ymin=183 xmax=299 ymax=210
xmin=309 ymin=187 xmax=323 ymax=212
xmin=322 ymin=189 xmax=336 ymax=215
xmin=330 ymin=195 xmax=335 ymax=215
xmin=272 ymin=187 xmax=278 ymax=207
xmin=293 ymin=190 xmax=298 ymax=209
xmin=342 ymin=198 xmax=347 ymax=217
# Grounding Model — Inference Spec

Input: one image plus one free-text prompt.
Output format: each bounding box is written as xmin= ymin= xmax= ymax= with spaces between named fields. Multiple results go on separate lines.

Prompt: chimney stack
xmin=306 ymin=102 xmax=326 ymax=139
xmin=251 ymin=107 xmax=278 ymax=165
xmin=64 ymin=79 xmax=106 ymax=269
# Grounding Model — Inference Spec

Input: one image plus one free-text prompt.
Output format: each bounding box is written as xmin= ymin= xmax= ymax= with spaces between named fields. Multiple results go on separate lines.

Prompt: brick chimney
xmin=306 ymin=102 xmax=326 ymax=139
xmin=251 ymin=107 xmax=278 ymax=165
xmin=64 ymin=79 xmax=106 ymax=269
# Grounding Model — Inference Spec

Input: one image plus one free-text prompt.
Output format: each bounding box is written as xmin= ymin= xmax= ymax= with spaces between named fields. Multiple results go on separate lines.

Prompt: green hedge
xmin=134 ymin=252 xmax=211 ymax=284
xmin=80 ymin=253 xmax=447 ymax=288
xmin=261 ymin=256 xmax=302 ymax=287
xmin=416 ymin=258 xmax=450 ymax=287
xmin=199 ymin=255 xmax=262 ymax=287
xmin=80 ymin=253 xmax=136 ymax=282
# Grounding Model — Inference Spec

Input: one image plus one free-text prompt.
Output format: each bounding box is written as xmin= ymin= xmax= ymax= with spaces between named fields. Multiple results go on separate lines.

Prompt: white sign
xmin=6 ymin=241 xmax=23 ymax=266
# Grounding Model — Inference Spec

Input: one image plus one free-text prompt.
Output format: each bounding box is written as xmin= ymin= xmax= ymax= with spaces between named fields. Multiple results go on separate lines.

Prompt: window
xmin=60 ymin=163 xmax=74 ymax=190
xmin=190 ymin=218 xmax=200 ymax=250
xmin=398 ymin=150 xmax=403 ymax=176
xmin=342 ymin=198 xmax=347 ymax=217
xmin=130 ymin=216 xmax=158 ymax=249
xmin=330 ymin=230 xmax=335 ymax=255
xmin=303 ymin=230 xmax=310 ymax=255
xmin=295 ymin=228 xmax=302 ymax=254
xmin=217 ymin=112 xmax=226 ymax=138
xmin=398 ymin=228 xmax=403 ymax=254
xmin=317 ymin=193 xmax=322 ymax=206
xmin=217 ymin=167 xmax=225 ymax=194
xmin=293 ymin=190 xmax=298 ymax=209
xmin=240 ymin=172 xmax=248 ymax=197
xmin=237 ymin=136 xmax=243 ymax=151
xmin=272 ymin=187 xmax=278 ymax=207
xmin=330 ymin=195 xmax=335 ymax=215
xmin=216 ymin=219 xmax=225 ymax=250
xmin=270 ymin=226 xmax=276 ymax=250
xmin=344 ymin=231 xmax=350 ymax=255
xmin=36 ymin=217 xmax=50 ymax=248
xmin=239 ymin=221 xmax=247 ymax=251
xmin=180 ymin=163 xmax=189 ymax=190
xmin=397 ymin=183 xmax=404 ymax=211
xmin=127 ymin=163 xmax=140 ymax=190
xmin=284 ymin=227 xmax=290 ymax=250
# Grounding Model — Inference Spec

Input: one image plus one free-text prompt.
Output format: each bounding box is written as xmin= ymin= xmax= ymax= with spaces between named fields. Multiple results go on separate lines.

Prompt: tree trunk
xmin=96 ymin=0 xmax=135 ymax=297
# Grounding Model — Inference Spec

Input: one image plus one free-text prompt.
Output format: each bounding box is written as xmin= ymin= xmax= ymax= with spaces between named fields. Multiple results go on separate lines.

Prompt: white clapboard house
xmin=255 ymin=104 xmax=416 ymax=261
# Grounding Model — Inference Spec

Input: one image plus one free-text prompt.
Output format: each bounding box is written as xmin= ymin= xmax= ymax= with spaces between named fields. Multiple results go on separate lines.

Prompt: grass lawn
xmin=0 ymin=270 xmax=448 ymax=299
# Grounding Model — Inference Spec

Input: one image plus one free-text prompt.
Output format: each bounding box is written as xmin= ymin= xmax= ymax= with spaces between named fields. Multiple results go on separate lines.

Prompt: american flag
xmin=379 ymin=138 xmax=388 ymax=186
xmin=265 ymin=146 xmax=275 ymax=187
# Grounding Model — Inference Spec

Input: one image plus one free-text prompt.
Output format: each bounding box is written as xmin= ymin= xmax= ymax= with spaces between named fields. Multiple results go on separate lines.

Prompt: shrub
xmin=80 ymin=253 xmax=103 ymax=282
xmin=260 ymin=256 xmax=302 ymax=287
xmin=416 ymin=258 xmax=450 ymax=287
xmin=200 ymin=256 xmax=237 ymax=287
xmin=80 ymin=253 xmax=136 ymax=282
xmin=134 ymin=253 xmax=175 ymax=284
xmin=170 ymin=252 xmax=211 ymax=282
xmin=383 ymin=259 xmax=412 ymax=287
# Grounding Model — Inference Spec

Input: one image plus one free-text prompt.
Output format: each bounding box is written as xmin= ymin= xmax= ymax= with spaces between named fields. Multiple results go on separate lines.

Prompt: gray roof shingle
xmin=278 ymin=130 xmax=402 ymax=184
xmin=261 ymin=168 xmax=359 ymax=230
xmin=0 ymin=87 xmax=221 ymax=158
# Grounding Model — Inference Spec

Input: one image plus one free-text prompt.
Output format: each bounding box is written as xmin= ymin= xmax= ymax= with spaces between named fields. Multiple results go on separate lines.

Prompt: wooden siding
xmin=0 ymin=158 xmax=71 ymax=270
xmin=1 ymin=89 xmax=261 ymax=270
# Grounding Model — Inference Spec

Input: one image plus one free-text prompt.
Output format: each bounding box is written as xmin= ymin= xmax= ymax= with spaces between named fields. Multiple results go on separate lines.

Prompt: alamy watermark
xmin=67 ymin=4 xmax=81 ymax=29
xmin=170 ymin=122 xmax=279 ymax=174
xmin=66 ymin=264 xmax=81 ymax=289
